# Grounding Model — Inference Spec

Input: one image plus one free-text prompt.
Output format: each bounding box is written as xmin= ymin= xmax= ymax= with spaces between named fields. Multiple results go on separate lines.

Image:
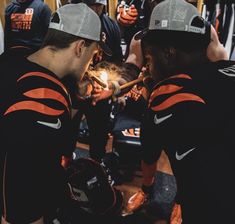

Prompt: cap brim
xmin=99 ymin=41 xmax=112 ymax=56
xmin=134 ymin=28 xmax=150 ymax=40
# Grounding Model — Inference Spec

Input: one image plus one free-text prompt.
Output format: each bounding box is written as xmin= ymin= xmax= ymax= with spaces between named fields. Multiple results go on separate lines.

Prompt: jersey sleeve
xmin=140 ymin=108 xmax=163 ymax=164
xmin=3 ymin=71 xmax=74 ymax=158
xmin=141 ymin=74 xmax=207 ymax=164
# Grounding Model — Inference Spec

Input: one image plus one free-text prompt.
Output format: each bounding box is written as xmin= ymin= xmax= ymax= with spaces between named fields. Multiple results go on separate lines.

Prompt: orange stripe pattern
xmin=156 ymin=74 xmax=192 ymax=87
xmin=149 ymin=84 xmax=183 ymax=105
xmin=23 ymin=88 xmax=69 ymax=112
xmin=4 ymin=101 xmax=64 ymax=116
xmin=17 ymin=72 xmax=68 ymax=95
xmin=10 ymin=45 xmax=31 ymax=49
xmin=168 ymin=74 xmax=192 ymax=80
xmin=151 ymin=93 xmax=205 ymax=112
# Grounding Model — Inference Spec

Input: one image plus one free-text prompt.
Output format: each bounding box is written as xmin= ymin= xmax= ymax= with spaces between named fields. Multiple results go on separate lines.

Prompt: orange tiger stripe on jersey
xmin=151 ymin=93 xmax=205 ymax=112
xmin=10 ymin=45 xmax=31 ymax=49
xmin=168 ymin=74 xmax=192 ymax=80
xmin=23 ymin=88 xmax=69 ymax=112
xmin=4 ymin=101 xmax=64 ymax=116
xmin=157 ymin=74 xmax=192 ymax=87
xmin=17 ymin=72 xmax=68 ymax=95
xmin=149 ymin=84 xmax=183 ymax=105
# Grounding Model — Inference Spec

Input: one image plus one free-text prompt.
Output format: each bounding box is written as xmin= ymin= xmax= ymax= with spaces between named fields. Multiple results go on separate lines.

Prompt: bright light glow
xmin=100 ymin=70 xmax=108 ymax=82
xmin=100 ymin=70 xmax=109 ymax=89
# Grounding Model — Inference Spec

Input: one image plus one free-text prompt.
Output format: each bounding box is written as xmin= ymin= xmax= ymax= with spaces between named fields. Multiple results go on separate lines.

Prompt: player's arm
xmin=207 ymin=25 xmax=228 ymax=62
xmin=140 ymin=109 xmax=163 ymax=187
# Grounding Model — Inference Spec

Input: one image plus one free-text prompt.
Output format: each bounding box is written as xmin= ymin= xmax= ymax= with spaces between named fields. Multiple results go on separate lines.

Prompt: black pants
xmin=77 ymin=98 xmax=113 ymax=162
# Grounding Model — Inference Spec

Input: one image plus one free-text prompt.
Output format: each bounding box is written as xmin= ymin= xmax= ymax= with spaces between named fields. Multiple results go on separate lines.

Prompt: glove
xmin=126 ymin=189 xmax=147 ymax=213
xmin=117 ymin=2 xmax=138 ymax=27
xmin=170 ymin=203 xmax=182 ymax=224
xmin=126 ymin=184 xmax=153 ymax=212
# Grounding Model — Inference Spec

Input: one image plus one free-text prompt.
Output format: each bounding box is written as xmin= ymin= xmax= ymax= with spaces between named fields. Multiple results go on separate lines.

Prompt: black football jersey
xmin=141 ymin=60 xmax=235 ymax=223
xmin=0 ymin=57 xmax=75 ymax=221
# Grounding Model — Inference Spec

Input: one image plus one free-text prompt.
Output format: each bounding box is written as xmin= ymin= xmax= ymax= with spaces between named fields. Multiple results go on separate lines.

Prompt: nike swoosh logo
xmin=154 ymin=113 xmax=172 ymax=125
xmin=37 ymin=118 xmax=61 ymax=129
xmin=175 ymin=147 xmax=196 ymax=160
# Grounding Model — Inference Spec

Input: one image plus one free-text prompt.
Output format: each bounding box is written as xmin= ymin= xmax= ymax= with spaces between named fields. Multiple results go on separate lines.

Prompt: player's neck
xmin=27 ymin=48 xmax=70 ymax=79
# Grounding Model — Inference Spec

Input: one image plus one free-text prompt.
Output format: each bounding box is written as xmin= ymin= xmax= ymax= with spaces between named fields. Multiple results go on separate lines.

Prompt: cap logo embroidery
xmin=155 ymin=20 xmax=161 ymax=25
xmin=161 ymin=20 xmax=168 ymax=27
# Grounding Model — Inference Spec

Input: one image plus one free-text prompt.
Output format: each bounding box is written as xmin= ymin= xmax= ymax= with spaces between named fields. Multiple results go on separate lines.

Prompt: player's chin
xmin=74 ymin=72 xmax=85 ymax=82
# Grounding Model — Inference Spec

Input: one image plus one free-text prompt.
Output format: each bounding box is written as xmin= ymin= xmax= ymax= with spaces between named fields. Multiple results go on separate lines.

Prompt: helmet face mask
xmin=68 ymin=183 xmax=89 ymax=203
xmin=67 ymin=158 xmax=123 ymax=215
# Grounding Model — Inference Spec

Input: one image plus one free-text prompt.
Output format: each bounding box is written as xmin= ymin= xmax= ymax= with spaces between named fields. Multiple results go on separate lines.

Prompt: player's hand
xmin=91 ymin=88 xmax=113 ymax=106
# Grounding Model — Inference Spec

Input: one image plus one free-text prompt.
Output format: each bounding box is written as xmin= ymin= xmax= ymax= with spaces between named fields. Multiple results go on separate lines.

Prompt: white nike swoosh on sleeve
xmin=154 ymin=113 xmax=173 ymax=125
xmin=37 ymin=118 xmax=61 ymax=129
xmin=175 ymin=147 xmax=196 ymax=160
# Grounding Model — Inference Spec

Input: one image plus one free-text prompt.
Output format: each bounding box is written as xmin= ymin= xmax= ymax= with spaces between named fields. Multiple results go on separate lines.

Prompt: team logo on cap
xmin=155 ymin=20 xmax=161 ymax=25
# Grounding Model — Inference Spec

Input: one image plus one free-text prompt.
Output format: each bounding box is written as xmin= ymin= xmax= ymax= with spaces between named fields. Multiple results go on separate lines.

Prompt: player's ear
xmin=75 ymin=39 xmax=86 ymax=57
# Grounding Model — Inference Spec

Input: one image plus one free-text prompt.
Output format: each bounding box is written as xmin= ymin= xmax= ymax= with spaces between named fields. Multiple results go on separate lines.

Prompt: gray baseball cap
xmin=49 ymin=3 xmax=111 ymax=55
xmin=135 ymin=0 xmax=206 ymax=40
xmin=81 ymin=0 xmax=107 ymax=5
